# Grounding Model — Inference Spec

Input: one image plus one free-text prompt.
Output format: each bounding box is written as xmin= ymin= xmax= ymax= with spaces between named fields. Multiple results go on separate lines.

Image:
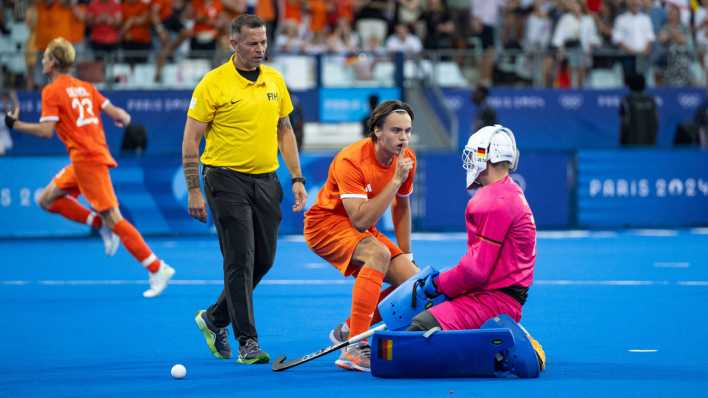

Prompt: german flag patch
xmin=378 ymin=338 xmax=393 ymax=361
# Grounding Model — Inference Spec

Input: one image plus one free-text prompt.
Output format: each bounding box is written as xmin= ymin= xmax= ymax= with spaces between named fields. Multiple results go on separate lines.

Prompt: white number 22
xmin=71 ymin=98 xmax=98 ymax=127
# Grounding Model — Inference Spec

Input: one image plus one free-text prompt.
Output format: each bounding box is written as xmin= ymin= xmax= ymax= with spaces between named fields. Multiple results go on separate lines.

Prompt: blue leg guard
xmin=481 ymin=314 xmax=541 ymax=379
xmin=370 ymin=328 xmax=515 ymax=378
xmin=377 ymin=266 xmax=447 ymax=331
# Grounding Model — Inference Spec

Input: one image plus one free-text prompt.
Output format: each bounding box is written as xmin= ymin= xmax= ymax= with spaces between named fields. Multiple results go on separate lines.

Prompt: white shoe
xmin=143 ymin=262 xmax=175 ymax=298
xmin=98 ymin=224 xmax=120 ymax=256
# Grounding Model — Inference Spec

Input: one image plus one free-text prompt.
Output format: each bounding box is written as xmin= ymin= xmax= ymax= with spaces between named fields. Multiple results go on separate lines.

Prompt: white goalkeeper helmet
xmin=462 ymin=124 xmax=519 ymax=188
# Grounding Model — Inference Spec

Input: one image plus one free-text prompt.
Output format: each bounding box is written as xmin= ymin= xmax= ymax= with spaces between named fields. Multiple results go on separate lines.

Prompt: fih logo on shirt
xmin=266 ymin=92 xmax=278 ymax=101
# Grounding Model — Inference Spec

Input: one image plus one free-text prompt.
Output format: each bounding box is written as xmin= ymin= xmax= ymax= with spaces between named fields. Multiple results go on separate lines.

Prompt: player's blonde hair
xmin=46 ymin=37 xmax=76 ymax=71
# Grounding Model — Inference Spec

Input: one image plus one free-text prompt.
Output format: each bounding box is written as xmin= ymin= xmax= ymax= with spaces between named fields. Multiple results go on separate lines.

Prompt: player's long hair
xmin=46 ymin=37 xmax=76 ymax=71
xmin=366 ymin=100 xmax=415 ymax=142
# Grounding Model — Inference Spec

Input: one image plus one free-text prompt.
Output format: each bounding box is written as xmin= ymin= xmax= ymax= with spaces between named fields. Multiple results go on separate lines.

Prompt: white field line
xmin=653 ymin=262 xmax=690 ymax=269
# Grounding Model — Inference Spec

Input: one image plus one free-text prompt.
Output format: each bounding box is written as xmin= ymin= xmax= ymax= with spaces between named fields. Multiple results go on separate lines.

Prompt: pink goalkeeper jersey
xmin=436 ymin=176 xmax=537 ymax=298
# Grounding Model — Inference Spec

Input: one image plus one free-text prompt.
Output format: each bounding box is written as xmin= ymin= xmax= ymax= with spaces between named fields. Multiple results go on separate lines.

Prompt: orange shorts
xmin=304 ymin=213 xmax=403 ymax=277
xmin=52 ymin=162 xmax=118 ymax=212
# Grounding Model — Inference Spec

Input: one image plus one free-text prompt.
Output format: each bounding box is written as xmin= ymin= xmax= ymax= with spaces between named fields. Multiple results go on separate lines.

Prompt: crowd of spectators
xmin=0 ymin=0 xmax=705 ymax=89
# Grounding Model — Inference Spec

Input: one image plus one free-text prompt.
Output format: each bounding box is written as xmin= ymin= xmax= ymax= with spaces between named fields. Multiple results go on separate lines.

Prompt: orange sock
xmin=112 ymin=219 xmax=161 ymax=272
xmin=47 ymin=196 xmax=102 ymax=229
xmin=349 ymin=267 xmax=384 ymax=337
xmin=345 ymin=284 xmax=396 ymax=328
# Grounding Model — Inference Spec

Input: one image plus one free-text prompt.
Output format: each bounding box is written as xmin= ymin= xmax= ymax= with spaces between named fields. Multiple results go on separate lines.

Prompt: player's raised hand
xmin=187 ymin=190 xmax=208 ymax=223
xmin=394 ymin=155 xmax=414 ymax=185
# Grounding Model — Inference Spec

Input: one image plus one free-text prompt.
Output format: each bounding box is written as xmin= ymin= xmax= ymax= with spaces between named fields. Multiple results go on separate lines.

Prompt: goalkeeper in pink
xmin=413 ymin=124 xmax=537 ymax=332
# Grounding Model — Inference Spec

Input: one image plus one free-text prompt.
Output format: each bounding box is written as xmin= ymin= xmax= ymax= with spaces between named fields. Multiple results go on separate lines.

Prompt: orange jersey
xmin=35 ymin=2 xmax=75 ymax=50
xmin=153 ymin=0 xmax=173 ymax=21
xmin=122 ymin=0 xmax=152 ymax=43
xmin=40 ymin=75 xmax=116 ymax=167
xmin=306 ymin=139 xmax=416 ymax=222
xmin=193 ymin=0 xmax=223 ymax=35
xmin=307 ymin=0 xmax=328 ymax=33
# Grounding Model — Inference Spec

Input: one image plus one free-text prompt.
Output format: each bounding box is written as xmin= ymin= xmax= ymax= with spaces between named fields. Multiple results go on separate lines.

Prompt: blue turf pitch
xmin=1 ymin=229 xmax=707 ymax=397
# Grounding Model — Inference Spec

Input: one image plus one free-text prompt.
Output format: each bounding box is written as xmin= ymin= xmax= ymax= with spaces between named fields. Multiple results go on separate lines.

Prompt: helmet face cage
xmin=462 ymin=125 xmax=519 ymax=187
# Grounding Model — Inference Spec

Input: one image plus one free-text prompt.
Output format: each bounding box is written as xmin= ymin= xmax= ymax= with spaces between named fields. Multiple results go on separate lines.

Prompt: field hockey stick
xmin=271 ymin=324 xmax=387 ymax=372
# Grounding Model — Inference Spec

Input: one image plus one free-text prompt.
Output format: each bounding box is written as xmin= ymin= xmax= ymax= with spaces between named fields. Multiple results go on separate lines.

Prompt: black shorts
xmin=477 ymin=25 xmax=495 ymax=50
xmin=162 ymin=12 xmax=184 ymax=33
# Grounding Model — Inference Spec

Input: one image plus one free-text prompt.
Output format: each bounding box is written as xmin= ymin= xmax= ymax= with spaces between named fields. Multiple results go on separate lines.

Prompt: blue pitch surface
xmin=1 ymin=229 xmax=708 ymax=397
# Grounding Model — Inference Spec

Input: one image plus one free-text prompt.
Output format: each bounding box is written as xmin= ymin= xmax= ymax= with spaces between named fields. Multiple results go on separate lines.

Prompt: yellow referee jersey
xmin=187 ymin=55 xmax=294 ymax=174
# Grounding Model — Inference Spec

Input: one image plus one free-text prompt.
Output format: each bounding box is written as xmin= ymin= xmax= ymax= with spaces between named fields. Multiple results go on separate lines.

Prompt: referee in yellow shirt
xmin=181 ymin=14 xmax=307 ymax=365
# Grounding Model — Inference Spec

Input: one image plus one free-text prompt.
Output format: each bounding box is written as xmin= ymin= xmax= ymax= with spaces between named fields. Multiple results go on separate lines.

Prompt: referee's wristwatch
xmin=291 ymin=176 xmax=306 ymax=186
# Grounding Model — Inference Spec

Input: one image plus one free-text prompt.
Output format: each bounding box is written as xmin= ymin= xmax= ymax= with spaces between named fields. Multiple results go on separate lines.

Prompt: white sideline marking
xmin=654 ymin=262 xmax=690 ymax=269
xmin=690 ymin=228 xmax=708 ymax=235
xmin=1 ymin=280 xmax=30 ymax=286
xmin=534 ymin=280 xmax=666 ymax=286
xmin=537 ymin=230 xmax=590 ymax=239
xmin=677 ymin=281 xmax=708 ymax=286
xmin=628 ymin=349 xmax=658 ymax=353
xmin=411 ymin=233 xmax=467 ymax=240
xmin=304 ymin=263 xmax=327 ymax=269
xmin=2 ymin=279 xmax=708 ymax=287
xmin=631 ymin=229 xmax=678 ymax=237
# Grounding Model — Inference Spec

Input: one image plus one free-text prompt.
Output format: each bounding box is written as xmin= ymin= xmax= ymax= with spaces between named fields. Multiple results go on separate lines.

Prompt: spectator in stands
xmin=470 ymin=0 xmax=507 ymax=85
xmin=330 ymin=0 xmax=355 ymax=26
xmin=385 ymin=23 xmax=423 ymax=54
xmin=153 ymin=0 xmax=191 ymax=83
xmin=190 ymin=0 xmax=228 ymax=57
xmin=396 ymin=0 xmax=422 ymax=27
xmin=121 ymin=0 xmax=153 ymax=65
xmin=275 ymin=19 xmax=305 ymax=54
xmin=30 ymin=1 xmax=87 ymax=87
xmin=643 ymin=0 xmax=667 ymax=33
xmin=255 ymin=0 xmax=278 ymax=46
xmin=612 ymin=0 xmax=655 ymax=80
xmin=283 ymin=0 xmax=306 ymax=26
xmin=446 ymin=0 xmax=471 ymax=45
xmin=325 ymin=19 xmax=360 ymax=55
xmin=306 ymin=0 xmax=329 ymax=35
xmin=354 ymin=0 xmax=392 ymax=48
xmin=471 ymin=84 xmax=497 ymax=132
xmin=274 ymin=19 xmax=304 ymax=54
xmin=655 ymin=3 xmax=693 ymax=86
xmin=24 ymin=4 xmax=38 ymax=90
xmin=524 ymin=0 xmax=553 ymax=87
xmin=619 ymin=74 xmax=658 ymax=146
xmin=420 ymin=0 xmax=456 ymax=50
xmin=303 ymin=30 xmax=328 ymax=55
xmin=150 ymin=0 xmax=173 ymax=47
xmin=695 ymin=0 xmax=708 ymax=84
xmin=551 ymin=0 xmax=600 ymax=87
xmin=86 ymin=0 xmax=122 ymax=58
